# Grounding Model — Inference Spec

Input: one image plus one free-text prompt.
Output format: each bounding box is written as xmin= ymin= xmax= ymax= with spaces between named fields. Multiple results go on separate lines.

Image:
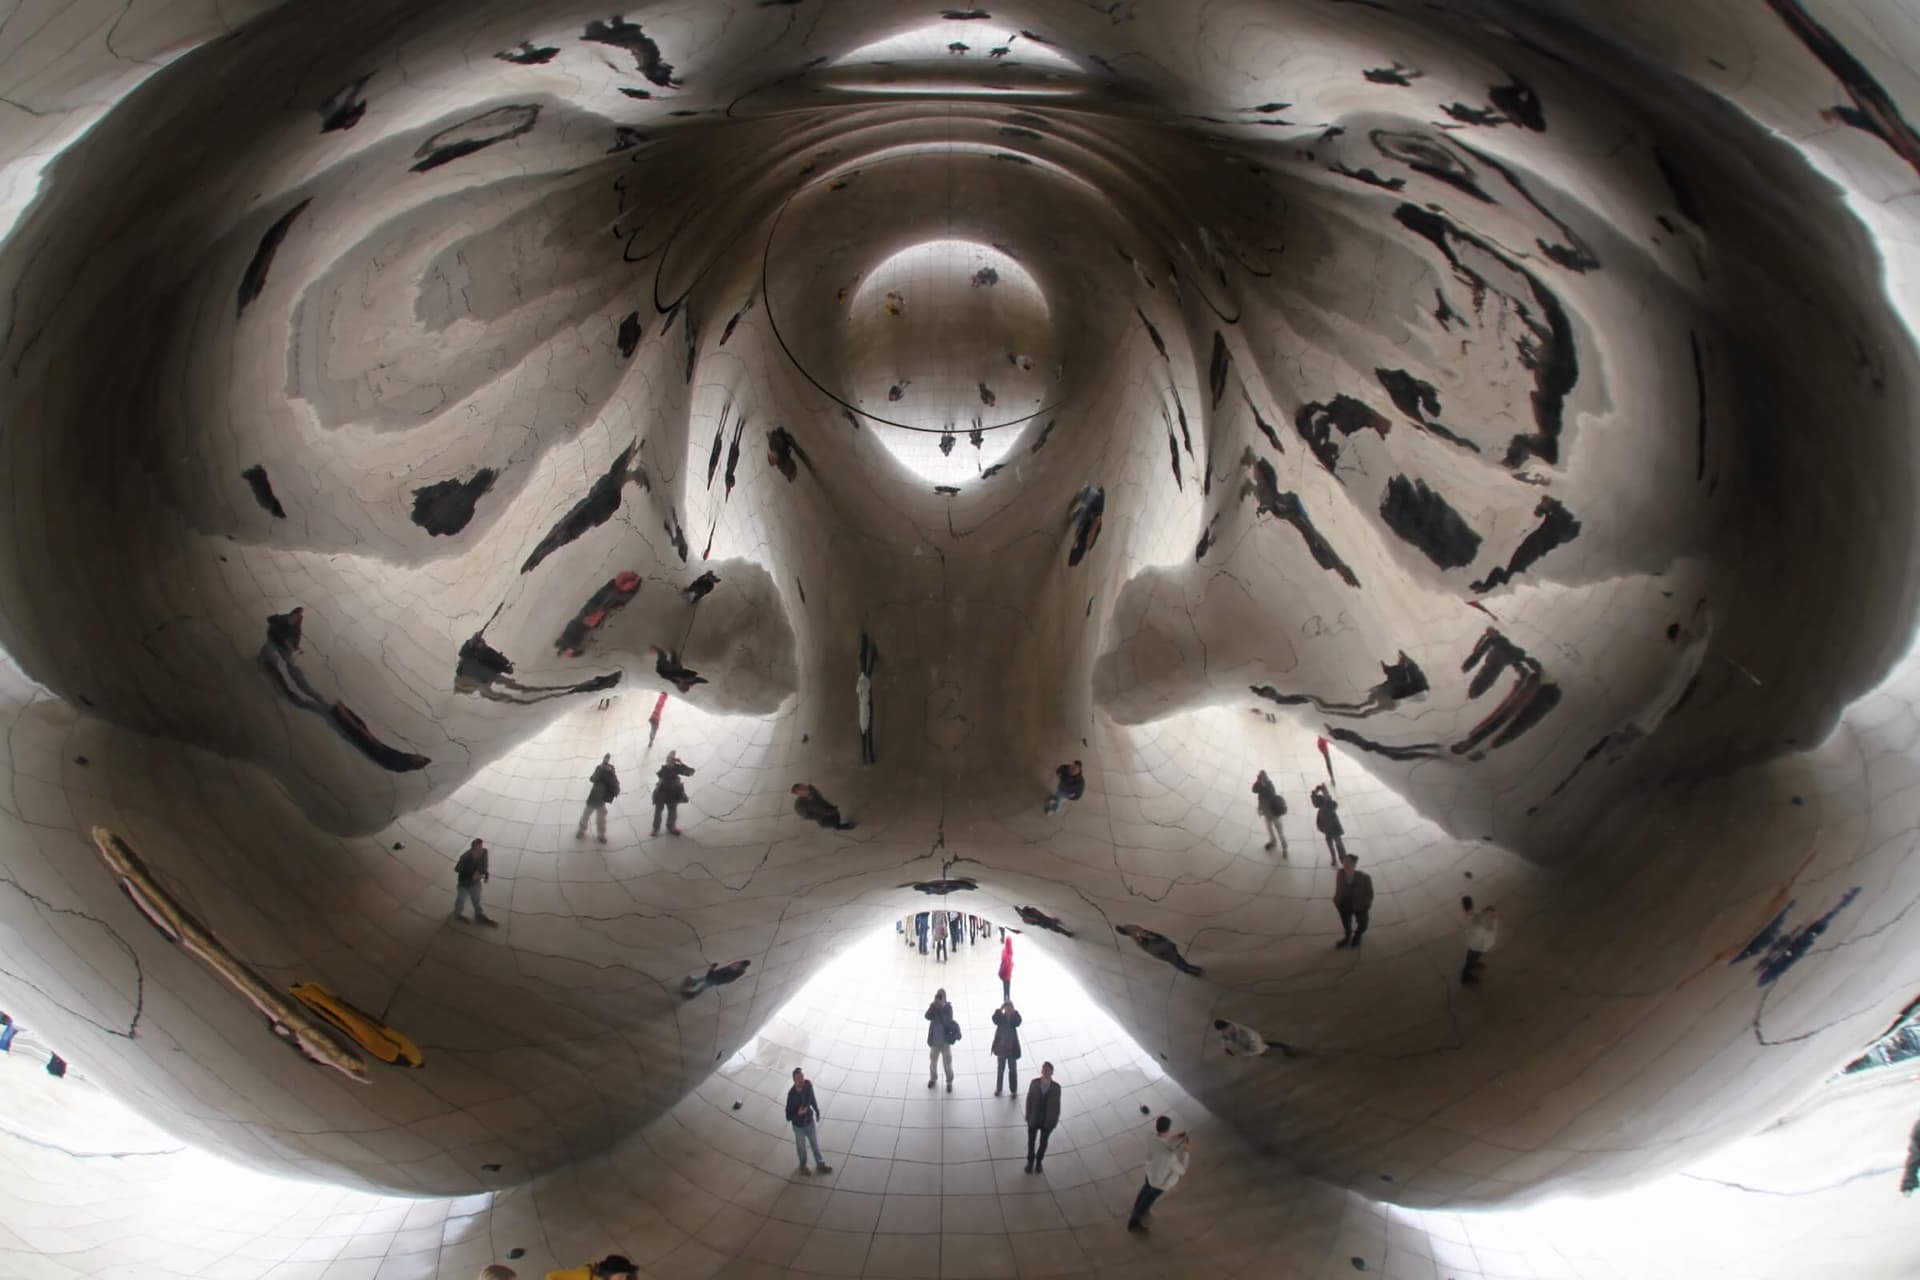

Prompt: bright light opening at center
xmin=848 ymin=239 xmax=1053 ymax=485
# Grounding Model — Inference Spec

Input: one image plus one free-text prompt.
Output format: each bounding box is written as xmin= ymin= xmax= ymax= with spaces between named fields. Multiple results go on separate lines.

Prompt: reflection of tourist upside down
xmin=1453 ymin=627 xmax=1561 ymax=758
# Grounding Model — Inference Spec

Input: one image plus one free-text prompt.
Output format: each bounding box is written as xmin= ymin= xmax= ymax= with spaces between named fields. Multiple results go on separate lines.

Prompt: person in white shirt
xmin=1125 ymin=1115 xmax=1191 ymax=1232
xmin=1462 ymin=896 xmax=1499 ymax=984
xmin=1212 ymin=1017 xmax=1293 ymax=1058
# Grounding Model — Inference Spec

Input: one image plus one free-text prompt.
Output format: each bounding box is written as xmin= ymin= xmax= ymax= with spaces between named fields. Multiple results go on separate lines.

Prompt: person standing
xmin=933 ymin=913 xmax=948 ymax=963
xmin=1023 ymin=1061 xmax=1061 ymax=1173
xmin=1315 ymin=734 xmax=1336 ymax=786
xmin=990 ymin=1000 xmax=1022 ymax=1097
xmin=1310 ymin=784 xmax=1346 ymax=866
xmin=646 ymin=690 xmax=667 ymax=748
xmin=916 ymin=910 xmax=930 ymax=955
xmin=1334 ymin=853 xmax=1373 ymax=949
xmin=650 ymin=751 xmax=695 ymax=836
xmin=1461 ymin=897 xmax=1498 ymax=984
xmin=452 ymin=839 xmax=497 ymax=926
xmin=1252 ymin=770 xmax=1288 ymax=855
xmin=786 ymin=1066 xmax=832 ymax=1176
xmin=576 ymin=754 xmax=620 ymax=842
xmin=925 ymin=988 xmax=957 ymax=1091
xmin=998 ymin=934 xmax=1014 ymax=1002
xmin=1045 ymin=761 xmax=1085 ymax=815
xmin=1125 ymin=1116 xmax=1191 ymax=1232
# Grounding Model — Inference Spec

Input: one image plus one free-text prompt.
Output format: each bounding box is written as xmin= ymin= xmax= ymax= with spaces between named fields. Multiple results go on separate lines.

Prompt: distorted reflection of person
xmin=1066 ymin=484 xmax=1105 ymax=566
xmin=650 ymin=645 xmax=707 ymax=694
xmin=576 ymin=754 xmax=619 ymax=843
xmin=680 ymin=959 xmax=751 ymax=998
xmin=791 ymin=782 xmax=856 ymax=830
xmin=1115 ymin=924 xmax=1204 ymax=976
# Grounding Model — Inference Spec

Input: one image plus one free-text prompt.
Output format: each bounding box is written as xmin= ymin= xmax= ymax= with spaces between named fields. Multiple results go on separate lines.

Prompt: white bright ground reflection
xmin=724 ymin=914 xmax=1146 ymax=1082
xmin=848 ymin=238 xmax=1054 ymax=485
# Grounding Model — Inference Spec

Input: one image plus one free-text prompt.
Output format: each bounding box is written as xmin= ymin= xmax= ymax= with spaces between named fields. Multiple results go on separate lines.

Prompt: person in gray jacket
xmin=925 ymin=988 xmax=957 ymax=1091
xmin=990 ymin=1000 xmax=1022 ymax=1097
xmin=1023 ymin=1062 xmax=1061 ymax=1173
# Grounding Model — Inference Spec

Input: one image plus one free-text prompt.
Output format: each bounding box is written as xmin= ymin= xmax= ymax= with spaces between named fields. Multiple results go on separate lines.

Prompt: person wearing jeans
xmin=1126 ymin=1115 xmax=1191 ymax=1232
xmin=925 ymin=989 xmax=956 ymax=1090
xmin=452 ymin=839 xmax=496 ymax=926
xmin=1461 ymin=896 xmax=1499 ymax=984
xmin=1044 ymin=760 xmax=1085 ymax=815
xmin=1023 ymin=1061 xmax=1061 ymax=1173
xmin=785 ymin=1067 xmax=832 ymax=1175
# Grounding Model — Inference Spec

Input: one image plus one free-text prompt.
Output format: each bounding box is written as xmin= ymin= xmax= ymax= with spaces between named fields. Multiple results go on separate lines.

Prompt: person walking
xmin=1461 ymin=897 xmax=1498 ymax=984
xmin=1334 ymin=853 xmax=1373 ymax=949
xmin=452 ymin=839 xmax=497 ymax=926
xmin=1310 ymin=784 xmax=1346 ymax=866
xmin=1023 ymin=1061 xmax=1061 ymax=1173
xmin=650 ymin=751 xmax=695 ymax=836
xmin=791 ymin=782 xmax=857 ymax=830
xmin=991 ymin=1000 xmax=1022 ymax=1097
xmin=786 ymin=1066 xmax=833 ymax=1176
xmin=998 ymin=934 xmax=1014 ymax=1002
xmin=925 ymin=988 xmax=958 ymax=1091
xmin=1045 ymin=761 xmax=1085 ymax=815
xmin=1252 ymin=770 xmax=1288 ymax=855
xmin=1125 ymin=1116 xmax=1192 ymax=1232
xmin=576 ymin=754 xmax=620 ymax=842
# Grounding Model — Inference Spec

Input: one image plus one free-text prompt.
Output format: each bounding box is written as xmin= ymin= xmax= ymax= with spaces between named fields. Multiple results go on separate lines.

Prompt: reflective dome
xmin=0 ymin=1 xmax=1916 ymax=1275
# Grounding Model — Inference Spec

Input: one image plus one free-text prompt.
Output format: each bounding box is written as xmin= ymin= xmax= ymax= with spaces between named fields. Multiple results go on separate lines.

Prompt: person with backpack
xmin=576 ymin=754 xmax=620 ymax=842
xmin=452 ymin=839 xmax=497 ymax=927
xmin=1252 ymin=770 xmax=1288 ymax=855
xmin=925 ymin=988 xmax=959 ymax=1091
xmin=650 ymin=751 xmax=694 ymax=836
xmin=990 ymin=999 xmax=1022 ymax=1097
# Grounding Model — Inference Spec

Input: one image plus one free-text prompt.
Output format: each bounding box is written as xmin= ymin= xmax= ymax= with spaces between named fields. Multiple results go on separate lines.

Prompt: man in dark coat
xmin=577 ymin=754 xmax=620 ymax=842
xmin=1334 ymin=853 xmax=1374 ymax=949
xmin=651 ymin=751 xmax=694 ymax=836
xmin=991 ymin=1000 xmax=1023 ymax=1097
xmin=1024 ymin=1061 xmax=1061 ymax=1173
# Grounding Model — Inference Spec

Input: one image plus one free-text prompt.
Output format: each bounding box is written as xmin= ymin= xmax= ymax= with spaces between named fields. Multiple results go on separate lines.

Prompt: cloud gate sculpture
xmin=1 ymin=0 xmax=1918 ymax=1274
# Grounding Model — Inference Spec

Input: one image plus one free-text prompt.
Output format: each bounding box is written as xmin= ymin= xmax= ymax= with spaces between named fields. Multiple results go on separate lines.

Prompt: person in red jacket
xmin=998 ymin=935 xmax=1014 ymax=1002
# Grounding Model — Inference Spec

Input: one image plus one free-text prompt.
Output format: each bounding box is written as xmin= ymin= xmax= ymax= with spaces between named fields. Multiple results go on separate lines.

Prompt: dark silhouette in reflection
xmin=410 ymin=469 xmax=496 ymax=536
xmin=1470 ymin=496 xmax=1581 ymax=593
xmin=651 ymin=646 xmax=707 ymax=694
xmin=858 ymin=630 xmax=878 ymax=765
xmin=1454 ymin=627 xmax=1561 ymax=757
xmin=458 ymin=632 xmax=620 ymax=705
xmin=241 ymin=465 xmax=287 ymax=519
xmin=1241 ymin=455 xmax=1360 ymax=587
xmin=650 ymin=751 xmax=694 ymax=835
xmin=767 ymin=426 xmax=810 ymax=481
xmin=556 ymin=572 xmax=641 ymax=656
xmin=1116 ymin=925 xmax=1203 ymax=977
xmin=904 ymin=878 xmax=978 ymax=894
xmin=521 ymin=442 xmax=643 ymax=573
xmin=260 ymin=612 xmax=426 ymax=770
xmin=791 ymin=783 xmax=856 ymax=830
xmin=681 ymin=960 xmax=751 ymax=999
xmin=1016 ymin=905 xmax=1073 ymax=936
xmin=683 ymin=571 xmax=719 ymax=604
xmin=1067 ymin=485 xmax=1105 ymax=566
